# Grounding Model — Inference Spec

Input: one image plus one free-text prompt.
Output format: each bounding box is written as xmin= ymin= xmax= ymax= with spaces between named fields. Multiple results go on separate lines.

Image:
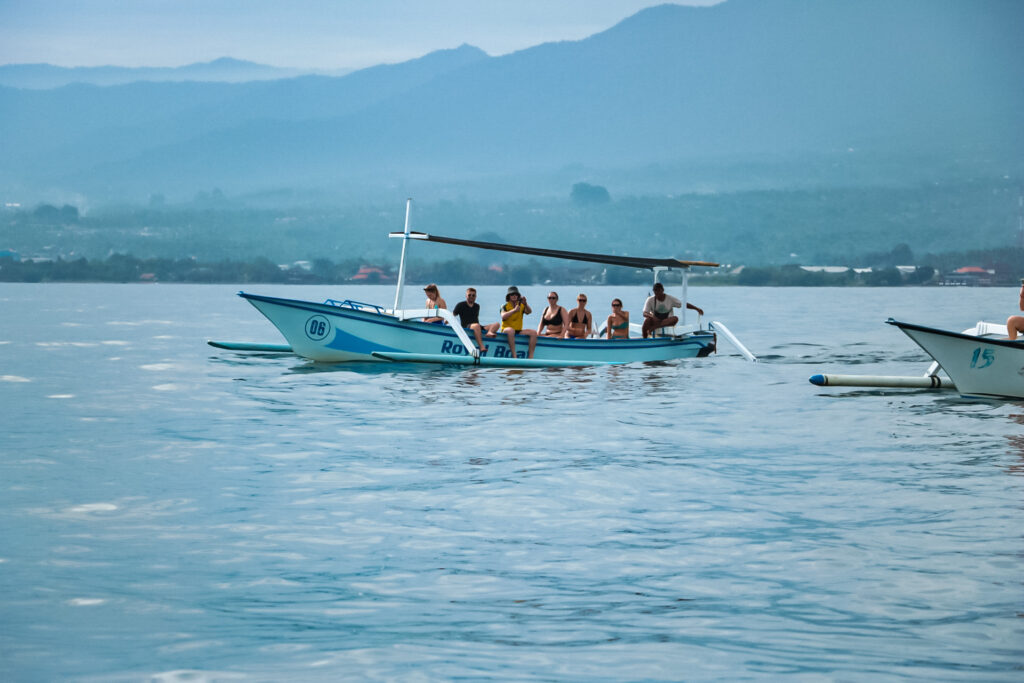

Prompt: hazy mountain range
xmin=1 ymin=0 xmax=1021 ymax=204
xmin=0 ymin=57 xmax=340 ymax=89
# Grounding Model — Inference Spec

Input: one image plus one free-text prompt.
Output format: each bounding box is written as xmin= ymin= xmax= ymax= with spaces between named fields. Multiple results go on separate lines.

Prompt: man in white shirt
xmin=642 ymin=282 xmax=704 ymax=338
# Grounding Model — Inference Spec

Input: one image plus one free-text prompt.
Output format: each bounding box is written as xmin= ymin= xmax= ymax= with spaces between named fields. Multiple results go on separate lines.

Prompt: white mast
xmin=392 ymin=198 xmax=413 ymax=313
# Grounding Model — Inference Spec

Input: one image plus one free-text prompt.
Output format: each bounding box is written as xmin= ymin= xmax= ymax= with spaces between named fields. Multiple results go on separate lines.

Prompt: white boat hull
xmin=888 ymin=319 xmax=1024 ymax=400
xmin=240 ymin=292 xmax=716 ymax=364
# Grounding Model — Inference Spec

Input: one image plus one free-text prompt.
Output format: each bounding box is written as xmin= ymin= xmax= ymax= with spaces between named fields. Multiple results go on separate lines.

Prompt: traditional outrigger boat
xmin=218 ymin=200 xmax=756 ymax=367
xmin=809 ymin=319 xmax=1020 ymax=400
xmin=886 ymin=319 xmax=1024 ymax=400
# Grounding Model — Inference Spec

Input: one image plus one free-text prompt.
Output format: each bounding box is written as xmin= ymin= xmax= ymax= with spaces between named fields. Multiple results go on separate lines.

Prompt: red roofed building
xmin=351 ymin=265 xmax=392 ymax=282
xmin=944 ymin=266 xmax=994 ymax=286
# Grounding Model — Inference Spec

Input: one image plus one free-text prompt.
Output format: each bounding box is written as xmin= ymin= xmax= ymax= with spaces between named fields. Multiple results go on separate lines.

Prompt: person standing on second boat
xmin=1008 ymin=280 xmax=1024 ymax=340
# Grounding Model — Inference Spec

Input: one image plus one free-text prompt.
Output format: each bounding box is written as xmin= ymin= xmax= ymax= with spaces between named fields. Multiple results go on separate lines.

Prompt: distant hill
xmin=1 ymin=0 xmax=1021 ymax=203
xmin=0 ymin=57 xmax=332 ymax=89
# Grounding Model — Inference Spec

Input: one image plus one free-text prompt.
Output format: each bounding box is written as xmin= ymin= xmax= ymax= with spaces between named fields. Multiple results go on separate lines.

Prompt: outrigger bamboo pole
xmin=809 ymin=374 xmax=954 ymax=389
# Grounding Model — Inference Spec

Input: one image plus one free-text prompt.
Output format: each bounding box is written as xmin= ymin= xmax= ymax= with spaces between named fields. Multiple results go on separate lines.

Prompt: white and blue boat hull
xmin=887 ymin=319 xmax=1024 ymax=400
xmin=240 ymin=292 xmax=716 ymax=364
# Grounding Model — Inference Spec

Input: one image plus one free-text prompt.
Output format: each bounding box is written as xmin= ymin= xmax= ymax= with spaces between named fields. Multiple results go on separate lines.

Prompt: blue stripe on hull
xmin=372 ymin=352 xmax=616 ymax=367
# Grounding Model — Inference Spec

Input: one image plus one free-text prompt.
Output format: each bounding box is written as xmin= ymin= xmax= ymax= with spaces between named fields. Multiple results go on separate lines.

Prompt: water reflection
xmin=1005 ymin=412 xmax=1024 ymax=474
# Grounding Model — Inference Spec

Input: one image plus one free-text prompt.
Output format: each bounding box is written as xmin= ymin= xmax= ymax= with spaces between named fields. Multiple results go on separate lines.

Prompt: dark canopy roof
xmin=389 ymin=232 xmax=719 ymax=270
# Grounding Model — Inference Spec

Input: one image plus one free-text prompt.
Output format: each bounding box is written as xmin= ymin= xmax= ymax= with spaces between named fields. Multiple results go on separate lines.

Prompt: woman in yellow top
xmin=605 ymin=298 xmax=630 ymax=339
xmin=484 ymin=286 xmax=538 ymax=358
xmin=423 ymin=283 xmax=447 ymax=323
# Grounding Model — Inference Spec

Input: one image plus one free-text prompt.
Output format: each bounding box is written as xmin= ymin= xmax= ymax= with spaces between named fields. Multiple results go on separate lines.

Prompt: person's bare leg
xmin=470 ymin=323 xmax=486 ymax=351
xmin=525 ymin=330 xmax=538 ymax=358
xmin=1008 ymin=315 xmax=1024 ymax=340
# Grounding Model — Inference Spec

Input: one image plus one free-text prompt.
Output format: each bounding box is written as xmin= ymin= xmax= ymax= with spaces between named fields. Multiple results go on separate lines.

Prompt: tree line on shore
xmin=3 ymin=178 xmax=1020 ymax=268
xmin=2 ymin=247 xmax=1022 ymax=286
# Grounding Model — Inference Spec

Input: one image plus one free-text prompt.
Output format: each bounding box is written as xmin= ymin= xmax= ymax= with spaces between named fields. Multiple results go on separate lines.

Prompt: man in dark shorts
xmin=641 ymin=282 xmax=704 ymax=338
xmin=452 ymin=287 xmax=487 ymax=354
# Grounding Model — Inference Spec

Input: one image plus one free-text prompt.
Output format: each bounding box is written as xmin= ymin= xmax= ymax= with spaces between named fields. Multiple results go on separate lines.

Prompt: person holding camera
xmin=485 ymin=286 xmax=537 ymax=358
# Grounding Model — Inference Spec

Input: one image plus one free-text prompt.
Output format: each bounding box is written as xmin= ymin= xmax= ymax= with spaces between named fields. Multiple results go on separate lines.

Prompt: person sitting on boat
xmin=1008 ymin=281 xmax=1024 ymax=340
xmin=641 ymin=282 xmax=703 ymax=338
xmin=605 ymin=298 xmax=630 ymax=339
xmin=485 ymin=286 xmax=537 ymax=358
xmin=566 ymin=293 xmax=593 ymax=338
xmin=452 ymin=287 xmax=487 ymax=354
xmin=423 ymin=284 xmax=447 ymax=323
xmin=537 ymin=291 xmax=569 ymax=338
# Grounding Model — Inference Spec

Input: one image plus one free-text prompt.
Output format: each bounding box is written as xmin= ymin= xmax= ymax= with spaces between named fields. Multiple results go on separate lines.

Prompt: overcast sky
xmin=0 ymin=0 xmax=723 ymax=69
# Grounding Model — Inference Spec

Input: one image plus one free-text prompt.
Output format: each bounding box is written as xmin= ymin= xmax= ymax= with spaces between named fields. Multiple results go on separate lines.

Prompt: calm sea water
xmin=1 ymin=283 xmax=1022 ymax=681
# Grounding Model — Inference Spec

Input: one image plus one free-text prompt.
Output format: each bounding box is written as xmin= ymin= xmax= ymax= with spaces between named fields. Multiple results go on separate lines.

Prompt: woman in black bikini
xmin=537 ymin=291 xmax=569 ymax=338
xmin=566 ymin=293 xmax=593 ymax=339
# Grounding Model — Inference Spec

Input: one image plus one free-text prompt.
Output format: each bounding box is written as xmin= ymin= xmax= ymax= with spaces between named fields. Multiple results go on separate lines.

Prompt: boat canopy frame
xmin=387 ymin=200 xmax=721 ymax=329
xmin=387 ymin=230 xmax=719 ymax=271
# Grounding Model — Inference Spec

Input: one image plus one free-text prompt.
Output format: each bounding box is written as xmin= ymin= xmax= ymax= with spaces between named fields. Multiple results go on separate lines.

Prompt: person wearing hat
xmin=484 ymin=286 xmax=538 ymax=358
xmin=423 ymin=283 xmax=447 ymax=323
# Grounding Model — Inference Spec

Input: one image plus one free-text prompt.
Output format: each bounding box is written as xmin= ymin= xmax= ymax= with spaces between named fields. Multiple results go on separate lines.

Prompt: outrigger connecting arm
xmin=393 ymin=307 xmax=481 ymax=358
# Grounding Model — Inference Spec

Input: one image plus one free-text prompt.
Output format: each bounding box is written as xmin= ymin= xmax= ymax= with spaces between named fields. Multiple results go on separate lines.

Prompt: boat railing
xmin=655 ymin=319 xmax=704 ymax=338
xmin=594 ymin=318 xmax=706 ymax=339
xmin=323 ymin=298 xmax=387 ymax=315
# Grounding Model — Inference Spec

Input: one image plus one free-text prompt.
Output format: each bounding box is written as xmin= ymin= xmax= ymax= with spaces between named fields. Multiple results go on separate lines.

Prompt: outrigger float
xmin=810 ymin=319 xmax=1017 ymax=398
xmin=211 ymin=200 xmax=756 ymax=368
